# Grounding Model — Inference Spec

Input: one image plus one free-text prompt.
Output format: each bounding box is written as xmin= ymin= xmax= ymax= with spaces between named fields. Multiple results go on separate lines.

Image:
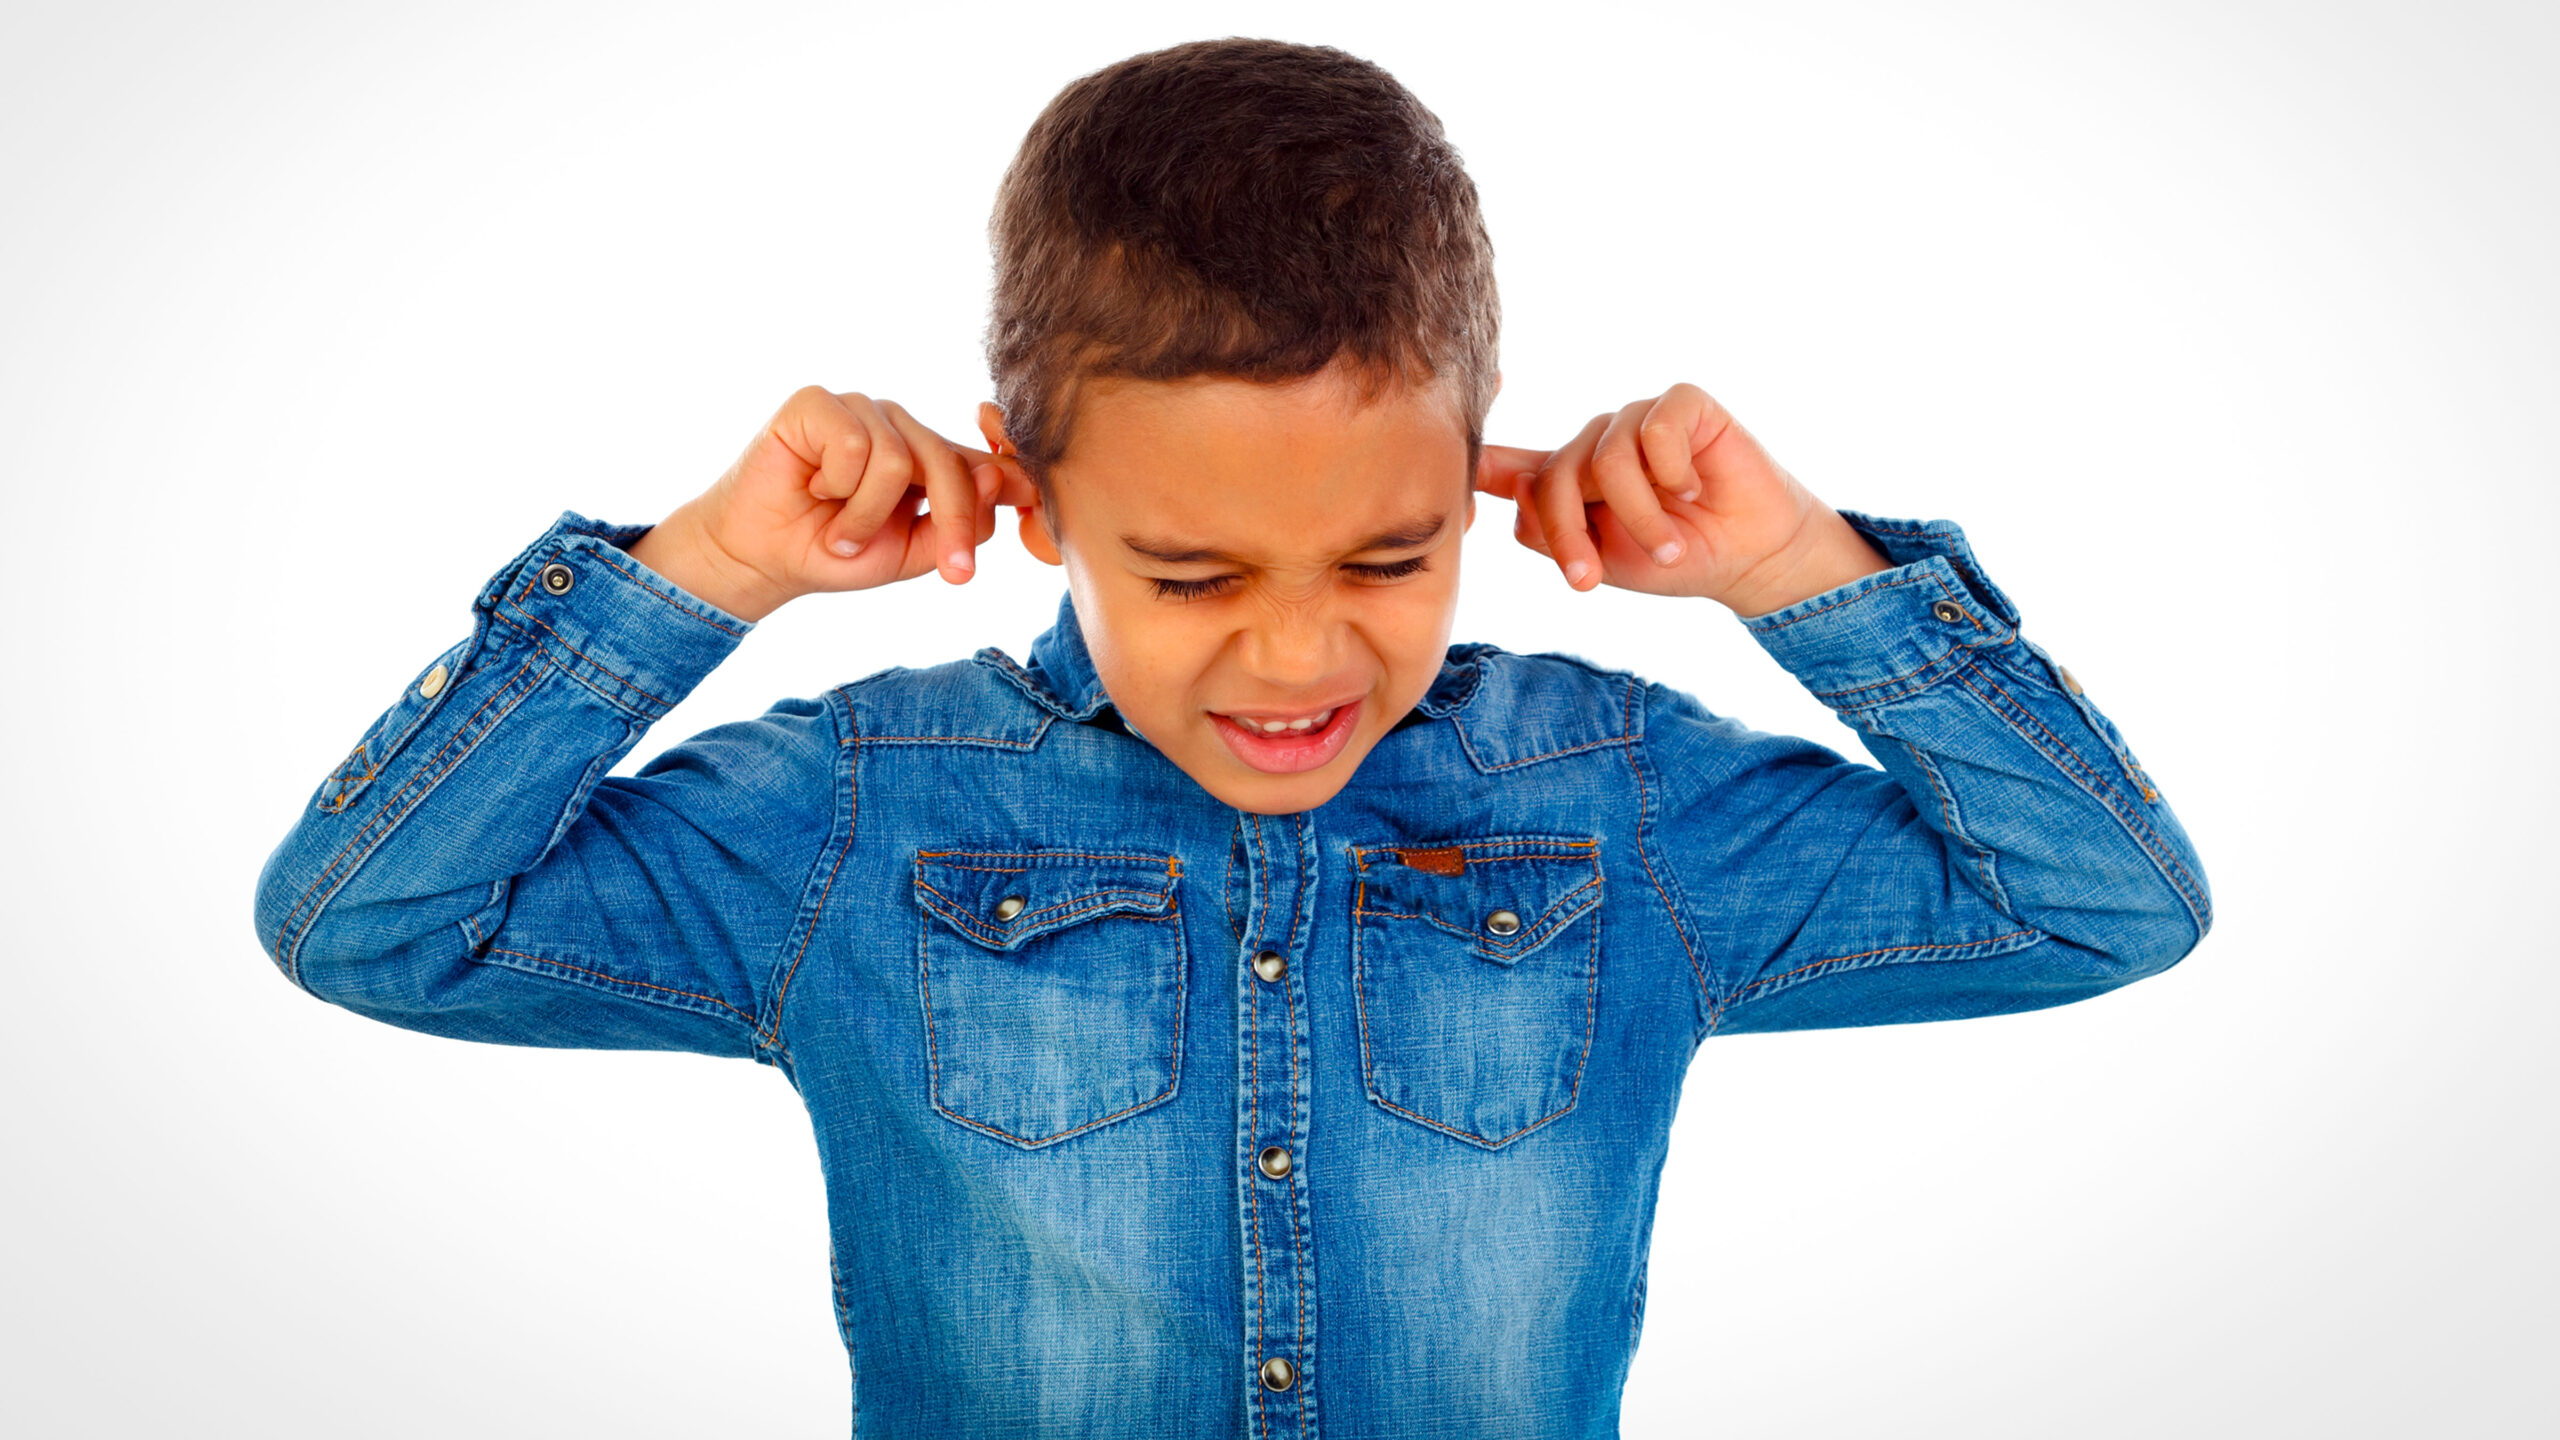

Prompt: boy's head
xmin=974 ymin=38 xmax=1501 ymax=816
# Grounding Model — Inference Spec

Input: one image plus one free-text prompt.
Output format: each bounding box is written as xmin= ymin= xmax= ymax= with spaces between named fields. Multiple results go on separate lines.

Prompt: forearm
xmin=1746 ymin=512 xmax=2210 ymax=966
xmin=625 ymin=501 xmax=794 ymax=623
xmin=252 ymin=511 xmax=749 ymax=1003
xmin=1721 ymin=504 xmax=1895 ymax=619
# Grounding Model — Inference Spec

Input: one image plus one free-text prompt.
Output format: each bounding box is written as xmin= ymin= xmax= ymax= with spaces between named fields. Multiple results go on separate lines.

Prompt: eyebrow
xmin=1119 ymin=513 xmax=1450 ymax=566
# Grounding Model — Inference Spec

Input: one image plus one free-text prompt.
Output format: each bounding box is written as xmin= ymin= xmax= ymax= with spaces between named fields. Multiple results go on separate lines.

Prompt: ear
xmin=976 ymin=401 xmax=1010 ymax=455
xmin=1017 ymin=497 xmax=1063 ymax=566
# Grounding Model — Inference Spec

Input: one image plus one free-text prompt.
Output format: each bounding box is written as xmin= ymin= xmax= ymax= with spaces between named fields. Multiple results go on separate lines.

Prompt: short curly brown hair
xmin=983 ymin=37 xmax=1500 ymax=529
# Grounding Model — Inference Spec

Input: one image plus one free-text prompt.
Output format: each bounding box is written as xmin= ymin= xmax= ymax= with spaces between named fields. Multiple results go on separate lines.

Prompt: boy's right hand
xmin=625 ymin=386 xmax=1037 ymax=623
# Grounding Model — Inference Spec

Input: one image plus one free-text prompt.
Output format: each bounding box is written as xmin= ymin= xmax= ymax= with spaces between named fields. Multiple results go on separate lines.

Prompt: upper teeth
xmin=1229 ymin=708 xmax=1334 ymax=733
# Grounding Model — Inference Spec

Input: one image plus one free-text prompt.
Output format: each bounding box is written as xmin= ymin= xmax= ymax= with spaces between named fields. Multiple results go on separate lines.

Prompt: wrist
xmin=625 ymin=504 xmax=793 ymax=623
xmin=1717 ymin=506 xmax=1893 ymax=619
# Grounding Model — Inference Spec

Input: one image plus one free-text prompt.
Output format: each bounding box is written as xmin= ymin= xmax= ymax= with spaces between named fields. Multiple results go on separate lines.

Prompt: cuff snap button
xmin=539 ymin=562 xmax=576 ymax=596
xmin=1931 ymin=599 xmax=1966 ymax=623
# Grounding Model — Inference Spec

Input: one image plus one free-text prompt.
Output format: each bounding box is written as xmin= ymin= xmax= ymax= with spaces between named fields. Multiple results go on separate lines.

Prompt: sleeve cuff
xmin=1739 ymin=511 xmax=2021 ymax=710
xmin=473 ymin=510 xmax=753 ymax=721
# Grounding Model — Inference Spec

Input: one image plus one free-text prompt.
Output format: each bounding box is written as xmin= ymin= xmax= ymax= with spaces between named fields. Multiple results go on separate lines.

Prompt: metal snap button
xmin=539 ymin=562 xmax=576 ymax=596
xmin=992 ymin=896 xmax=1026 ymax=921
xmin=418 ymin=662 xmax=448 ymax=699
xmin=1930 ymin=599 xmax=1966 ymax=623
xmin=1253 ymin=950 xmax=1286 ymax=983
xmin=1259 ymin=1356 xmax=1296 ymax=1391
xmin=1258 ymin=1144 xmax=1292 ymax=1179
xmin=1485 ymin=909 xmax=1521 ymax=937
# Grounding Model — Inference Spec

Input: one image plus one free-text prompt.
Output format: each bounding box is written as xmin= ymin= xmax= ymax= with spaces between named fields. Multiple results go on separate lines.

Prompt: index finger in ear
xmin=954 ymin=446 xmax=1042 ymax=511
xmin=877 ymin=400 xmax=982 ymax=584
xmin=1477 ymin=443 xmax=1551 ymax=500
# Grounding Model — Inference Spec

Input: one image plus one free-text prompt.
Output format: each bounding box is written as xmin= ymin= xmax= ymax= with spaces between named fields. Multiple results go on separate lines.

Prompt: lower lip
xmin=1210 ymin=697 xmax=1363 ymax=775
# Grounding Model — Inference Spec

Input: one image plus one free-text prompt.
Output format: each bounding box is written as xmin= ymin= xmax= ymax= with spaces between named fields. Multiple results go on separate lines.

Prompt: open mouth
xmin=1209 ymin=696 xmax=1363 ymax=775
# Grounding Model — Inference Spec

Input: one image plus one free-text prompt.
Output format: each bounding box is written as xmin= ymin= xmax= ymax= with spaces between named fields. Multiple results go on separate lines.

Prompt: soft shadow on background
xmin=2 ymin=1 xmax=2550 ymax=1434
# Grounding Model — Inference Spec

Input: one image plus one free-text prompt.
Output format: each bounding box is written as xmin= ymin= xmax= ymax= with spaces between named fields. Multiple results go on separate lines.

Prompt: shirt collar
xmin=981 ymin=590 xmax=1494 ymax=733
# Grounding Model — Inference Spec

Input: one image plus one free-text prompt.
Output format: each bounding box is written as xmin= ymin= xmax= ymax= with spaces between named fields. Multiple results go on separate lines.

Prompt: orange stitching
xmin=1249 ymin=818 xmax=1269 ymax=1440
xmin=854 ymin=734 xmax=1041 ymax=748
xmin=484 ymin=946 xmax=756 ymax=1024
xmin=1814 ymin=649 xmax=1961 ymax=702
xmin=758 ymin=693 xmax=861 ymax=1048
xmin=930 ymin=1072 xmax=1178 ymax=1147
xmin=582 ymin=548 xmax=747 ymax=636
xmin=914 ymin=879 xmax=1173 ymax=915
xmin=279 ymin=657 xmax=546 ymax=973
xmin=1974 ymin=659 xmax=2155 ymax=800
xmin=909 ymin=811 xmax=1186 ymax=1145
xmin=915 ymin=886 xmax=1178 ymax=947
xmin=1472 ymin=729 xmax=1638 ymax=769
xmin=1955 ymin=665 xmax=2205 ymax=919
xmin=319 ymin=742 xmax=382 ymax=812
xmin=1624 ymin=683 xmax=1716 ymax=1015
xmin=1284 ymin=816 xmax=1308 ymax=1427
xmin=1346 ymin=824 xmax=1604 ymax=1148
xmin=1347 ymin=840 xmax=1597 ymax=861
xmin=1900 ymin=739 xmax=2001 ymax=905
xmin=496 ymin=598 xmax=675 ymax=711
xmin=1734 ymin=929 xmax=2042 ymax=997
xmin=917 ymin=848 xmax=1177 ymax=866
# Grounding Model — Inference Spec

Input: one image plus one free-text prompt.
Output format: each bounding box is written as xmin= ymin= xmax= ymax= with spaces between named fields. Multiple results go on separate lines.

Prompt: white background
xmin=4 ymin=1 xmax=2551 ymax=1434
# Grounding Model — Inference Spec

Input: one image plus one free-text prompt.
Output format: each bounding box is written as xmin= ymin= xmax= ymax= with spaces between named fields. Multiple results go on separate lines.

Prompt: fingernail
xmin=1653 ymin=539 xmax=1684 ymax=566
xmin=1677 ymin=486 xmax=1699 ymax=502
xmin=831 ymin=538 xmax=862 ymax=558
xmin=948 ymin=549 xmax=974 ymax=574
xmin=1565 ymin=560 xmax=1592 ymax=586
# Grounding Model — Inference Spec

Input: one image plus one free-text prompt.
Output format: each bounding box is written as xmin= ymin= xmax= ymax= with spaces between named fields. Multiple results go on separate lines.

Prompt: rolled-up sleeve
xmin=251 ymin=511 xmax=841 ymax=1057
xmin=1642 ymin=510 xmax=2211 ymax=1039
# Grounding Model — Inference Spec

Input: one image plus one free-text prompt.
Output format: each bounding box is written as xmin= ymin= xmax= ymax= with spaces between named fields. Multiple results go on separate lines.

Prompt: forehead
xmin=1056 ymin=368 xmax=1470 ymax=558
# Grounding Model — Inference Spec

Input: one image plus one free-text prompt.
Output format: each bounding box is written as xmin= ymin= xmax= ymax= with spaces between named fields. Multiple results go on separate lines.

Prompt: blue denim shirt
xmin=252 ymin=508 xmax=2209 ymax=1438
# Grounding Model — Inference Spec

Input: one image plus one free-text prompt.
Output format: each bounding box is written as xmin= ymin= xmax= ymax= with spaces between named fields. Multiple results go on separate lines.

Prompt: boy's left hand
xmin=1477 ymin=382 xmax=1891 ymax=617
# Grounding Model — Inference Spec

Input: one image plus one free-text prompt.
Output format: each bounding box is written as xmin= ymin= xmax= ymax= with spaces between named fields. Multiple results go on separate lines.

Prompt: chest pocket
xmin=1349 ymin=834 xmax=1604 ymax=1149
xmin=912 ymin=848 xmax=1187 ymax=1149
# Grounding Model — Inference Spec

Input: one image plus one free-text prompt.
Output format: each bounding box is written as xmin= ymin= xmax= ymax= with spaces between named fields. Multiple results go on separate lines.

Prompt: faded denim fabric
xmin=252 ymin=508 xmax=2210 ymax=1438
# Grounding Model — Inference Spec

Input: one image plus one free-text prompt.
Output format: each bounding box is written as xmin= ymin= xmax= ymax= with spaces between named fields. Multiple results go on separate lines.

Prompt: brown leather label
xmin=1396 ymin=845 xmax=1466 ymax=876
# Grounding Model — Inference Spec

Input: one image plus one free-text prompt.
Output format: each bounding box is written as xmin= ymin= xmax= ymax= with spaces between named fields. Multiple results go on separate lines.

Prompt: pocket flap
xmin=1351 ymin=834 xmax=1602 ymax=966
xmin=913 ymin=848 xmax=1180 ymax=953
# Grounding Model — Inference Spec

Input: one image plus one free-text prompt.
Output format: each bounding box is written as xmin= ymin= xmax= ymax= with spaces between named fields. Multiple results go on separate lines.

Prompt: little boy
xmin=253 ymin=36 xmax=2210 ymax=1438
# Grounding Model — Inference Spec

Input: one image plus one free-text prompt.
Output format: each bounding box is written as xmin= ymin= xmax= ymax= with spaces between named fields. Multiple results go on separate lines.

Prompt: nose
xmin=1238 ymin=596 xmax=1340 ymax=692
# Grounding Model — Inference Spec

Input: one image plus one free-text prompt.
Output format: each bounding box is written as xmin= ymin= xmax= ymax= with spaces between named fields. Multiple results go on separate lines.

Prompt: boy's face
xmin=981 ymin=364 xmax=1482 ymax=816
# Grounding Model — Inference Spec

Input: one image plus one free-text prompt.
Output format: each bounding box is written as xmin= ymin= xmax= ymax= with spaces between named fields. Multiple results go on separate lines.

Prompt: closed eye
xmin=1148 ymin=555 xmax=1432 ymax=602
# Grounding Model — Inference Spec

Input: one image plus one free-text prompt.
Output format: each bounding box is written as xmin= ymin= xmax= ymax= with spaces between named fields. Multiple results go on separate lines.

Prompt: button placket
xmin=1233 ymin=811 xmax=1318 ymax=1436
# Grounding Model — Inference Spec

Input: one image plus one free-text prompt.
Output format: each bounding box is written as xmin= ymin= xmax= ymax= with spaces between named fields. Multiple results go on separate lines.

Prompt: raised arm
xmin=250 ymin=510 xmax=824 ymax=1054
xmin=251 ymin=386 xmax=1034 ymax=1053
xmin=1479 ymin=382 xmax=2209 ymax=1040
xmin=1642 ymin=513 xmax=2208 ymax=1036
